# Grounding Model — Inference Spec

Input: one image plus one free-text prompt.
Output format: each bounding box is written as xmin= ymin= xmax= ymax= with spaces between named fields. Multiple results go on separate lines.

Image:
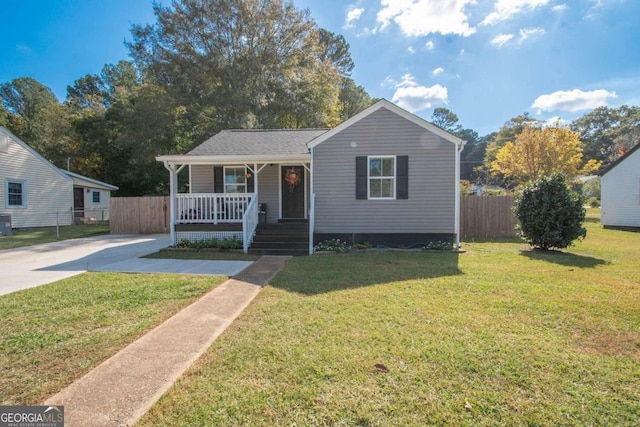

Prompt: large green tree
xmin=570 ymin=105 xmax=640 ymax=170
xmin=127 ymin=0 xmax=343 ymax=136
xmin=429 ymin=107 xmax=482 ymax=180
xmin=0 ymin=77 xmax=73 ymax=166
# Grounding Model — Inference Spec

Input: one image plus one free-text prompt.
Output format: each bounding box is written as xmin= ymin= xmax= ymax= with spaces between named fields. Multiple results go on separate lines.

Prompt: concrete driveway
xmin=0 ymin=234 xmax=253 ymax=296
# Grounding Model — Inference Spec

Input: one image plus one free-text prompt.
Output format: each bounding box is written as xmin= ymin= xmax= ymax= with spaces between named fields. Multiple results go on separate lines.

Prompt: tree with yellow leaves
xmin=490 ymin=124 xmax=600 ymax=184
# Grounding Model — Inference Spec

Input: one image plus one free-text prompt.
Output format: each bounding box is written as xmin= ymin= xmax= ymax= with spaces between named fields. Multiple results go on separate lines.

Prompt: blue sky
xmin=1 ymin=0 xmax=639 ymax=136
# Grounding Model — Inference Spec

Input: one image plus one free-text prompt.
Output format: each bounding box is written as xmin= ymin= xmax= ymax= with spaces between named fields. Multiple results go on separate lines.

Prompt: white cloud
xmin=531 ymin=89 xmax=618 ymax=113
xmin=381 ymin=75 xmax=397 ymax=88
xmin=543 ymin=116 xmax=568 ymax=127
xmin=432 ymin=67 xmax=444 ymax=76
xmin=518 ymin=27 xmax=546 ymax=43
xmin=407 ymin=46 xmax=416 ymax=54
xmin=481 ymin=0 xmax=552 ymax=26
xmin=425 ymin=40 xmax=435 ymax=50
xmin=391 ymin=73 xmax=448 ymax=112
xmin=376 ymin=0 xmax=476 ymax=37
xmin=490 ymin=33 xmax=514 ymax=47
xmin=345 ymin=6 xmax=365 ymax=29
xmin=552 ymin=4 xmax=568 ymax=12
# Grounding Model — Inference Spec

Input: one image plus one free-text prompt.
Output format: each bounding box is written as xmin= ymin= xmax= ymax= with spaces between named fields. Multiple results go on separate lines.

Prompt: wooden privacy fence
xmin=461 ymin=196 xmax=518 ymax=238
xmin=110 ymin=196 xmax=169 ymax=234
xmin=110 ymin=195 xmax=516 ymax=238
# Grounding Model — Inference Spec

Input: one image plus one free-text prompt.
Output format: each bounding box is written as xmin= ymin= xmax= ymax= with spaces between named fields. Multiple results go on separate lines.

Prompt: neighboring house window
xmin=92 ymin=191 xmax=101 ymax=203
xmin=6 ymin=180 xmax=26 ymax=207
xmin=356 ymin=155 xmax=408 ymax=200
xmin=368 ymin=156 xmax=396 ymax=199
xmin=224 ymin=167 xmax=247 ymax=193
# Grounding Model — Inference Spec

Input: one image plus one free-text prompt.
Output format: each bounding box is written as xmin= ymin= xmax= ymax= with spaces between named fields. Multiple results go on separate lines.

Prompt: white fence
xmin=176 ymin=193 xmax=254 ymax=224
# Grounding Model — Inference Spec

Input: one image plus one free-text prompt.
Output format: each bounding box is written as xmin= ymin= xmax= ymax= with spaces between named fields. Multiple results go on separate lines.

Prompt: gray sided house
xmin=156 ymin=100 xmax=465 ymax=254
xmin=601 ymin=142 xmax=640 ymax=230
xmin=0 ymin=126 xmax=118 ymax=230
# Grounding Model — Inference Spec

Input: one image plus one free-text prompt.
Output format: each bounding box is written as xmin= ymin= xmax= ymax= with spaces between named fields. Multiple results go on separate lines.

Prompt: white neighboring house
xmin=0 ymin=126 xmax=118 ymax=229
xmin=601 ymin=143 xmax=640 ymax=230
xmin=61 ymin=170 xmax=118 ymax=223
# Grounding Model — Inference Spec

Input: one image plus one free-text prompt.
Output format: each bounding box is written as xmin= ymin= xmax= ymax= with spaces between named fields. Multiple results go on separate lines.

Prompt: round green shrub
xmin=514 ymin=174 xmax=586 ymax=251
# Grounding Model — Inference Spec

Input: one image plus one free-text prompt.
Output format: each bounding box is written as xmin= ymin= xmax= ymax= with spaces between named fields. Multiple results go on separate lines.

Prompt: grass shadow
xmin=519 ymin=249 xmax=609 ymax=268
xmin=270 ymin=251 xmax=461 ymax=295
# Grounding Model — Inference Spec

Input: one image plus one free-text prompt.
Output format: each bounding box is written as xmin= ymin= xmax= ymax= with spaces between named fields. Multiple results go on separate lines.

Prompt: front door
xmin=281 ymin=166 xmax=305 ymax=219
xmin=73 ymin=187 xmax=84 ymax=218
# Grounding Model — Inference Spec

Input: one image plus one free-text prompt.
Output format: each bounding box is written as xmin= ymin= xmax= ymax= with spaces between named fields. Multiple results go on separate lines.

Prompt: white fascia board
xmin=307 ymin=99 xmax=464 ymax=149
xmin=61 ymin=170 xmax=119 ymax=191
xmin=156 ymin=154 xmax=311 ymax=165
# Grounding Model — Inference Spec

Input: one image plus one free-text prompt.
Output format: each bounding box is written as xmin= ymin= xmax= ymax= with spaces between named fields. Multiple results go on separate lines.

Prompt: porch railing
xmin=242 ymin=196 xmax=259 ymax=253
xmin=176 ymin=193 xmax=254 ymax=224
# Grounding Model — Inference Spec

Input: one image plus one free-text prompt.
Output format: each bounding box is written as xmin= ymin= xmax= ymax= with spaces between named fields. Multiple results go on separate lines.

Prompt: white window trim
xmin=223 ymin=166 xmax=248 ymax=194
xmin=6 ymin=179 xmax=26 ymax=208
xmin=367 ymin=155 xmax=396 ymax=200
xmin=91 ymin=190 xmax=101 ymax=204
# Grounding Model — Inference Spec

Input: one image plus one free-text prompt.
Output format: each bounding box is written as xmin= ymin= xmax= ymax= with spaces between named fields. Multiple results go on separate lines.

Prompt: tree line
xmin=0 ymin=0 xmax=372 ymax=196
xmin=1 ymin=0 xmax=638 ymax=195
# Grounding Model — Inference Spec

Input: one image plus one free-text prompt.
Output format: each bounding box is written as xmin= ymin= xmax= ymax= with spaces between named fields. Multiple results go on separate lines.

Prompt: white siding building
xmin=0 ymin=127 xmax=117 ymax=229
xmin=601 ymin=143 xmax=640 ymax=230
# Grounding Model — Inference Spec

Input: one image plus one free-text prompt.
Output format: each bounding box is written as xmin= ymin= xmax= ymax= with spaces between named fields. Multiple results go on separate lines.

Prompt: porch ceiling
xmin=156 ymin=154 xmax=311 ymax=166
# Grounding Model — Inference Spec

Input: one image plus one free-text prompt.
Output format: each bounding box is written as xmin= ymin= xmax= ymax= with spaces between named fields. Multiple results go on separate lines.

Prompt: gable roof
xmin=0 ymin=126 xmax=73 ymax=184
xmin=61 ymin=170 xmax=119 ymax=191
xmin=307 ymin=99 xmax=465 ymax=149
xmin=601 ymin=142 xmax=640 ymax=176
xmin=189 ymin=129 xmax=327 ymax=156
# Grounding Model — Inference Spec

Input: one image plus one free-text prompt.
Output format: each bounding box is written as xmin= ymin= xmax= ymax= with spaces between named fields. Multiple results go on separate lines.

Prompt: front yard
xmin=1 ymin=210 xmax=638 ymax=425
xmin=0 ymin=224 xmax=110 ymax=250
xmin=137 ymin=211 xmax=640 ymax=426
xmin=0 ymin=273 xmax=225 ymax=404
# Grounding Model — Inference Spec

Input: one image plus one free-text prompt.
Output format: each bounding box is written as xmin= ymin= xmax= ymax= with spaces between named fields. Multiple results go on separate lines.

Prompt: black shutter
xmin=247 ymin=172 xmax=254 ymax=193
xmin=396 ymin=155 xmax=408 ymax=199
xmin=355 ymin=156 xmax=367 ymax=200
xmin=214 ymin=167 xmax=224 ymax=193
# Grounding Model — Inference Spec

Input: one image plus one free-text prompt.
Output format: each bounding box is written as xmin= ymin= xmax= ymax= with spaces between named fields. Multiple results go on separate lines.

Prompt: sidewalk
xmin=44 ymin=255 xmax=291 ymax=427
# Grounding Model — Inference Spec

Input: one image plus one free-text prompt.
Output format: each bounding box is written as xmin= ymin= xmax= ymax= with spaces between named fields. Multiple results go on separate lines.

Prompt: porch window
xmin=368 ymin=156 xmax=395 ymax=199
xmin=224 ymin=167 xmax=247 ymax=193
xmin=7 ymin=180 xmax=26 ymax=207
xmin=92 ymin=190 xmax=101 ymax=203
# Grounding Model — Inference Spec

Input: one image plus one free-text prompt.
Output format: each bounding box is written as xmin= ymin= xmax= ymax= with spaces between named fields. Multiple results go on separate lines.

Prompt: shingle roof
xmin=188 ymin=129 xmax=329 ymax=156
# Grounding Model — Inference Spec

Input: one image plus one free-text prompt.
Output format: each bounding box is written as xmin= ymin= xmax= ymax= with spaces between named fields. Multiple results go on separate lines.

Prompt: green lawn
xmin=0 ymin=273 xmax=226 ymax=405
xmin=0 ymin=224 xmax=110 ymax=250
xmin=138 ymin=210 xmax=640 ymax=426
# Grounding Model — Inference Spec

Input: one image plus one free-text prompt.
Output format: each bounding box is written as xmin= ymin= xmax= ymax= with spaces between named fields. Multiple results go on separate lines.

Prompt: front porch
xmin=164 ymin=162 xmax=313 ymax=254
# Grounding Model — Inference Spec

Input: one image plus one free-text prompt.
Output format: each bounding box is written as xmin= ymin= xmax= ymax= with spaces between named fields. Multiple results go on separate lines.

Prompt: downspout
xmin=309 ymin=147 xmax=315 ymax=255
xmin=454 ymin=140 xmax=467 ymax=250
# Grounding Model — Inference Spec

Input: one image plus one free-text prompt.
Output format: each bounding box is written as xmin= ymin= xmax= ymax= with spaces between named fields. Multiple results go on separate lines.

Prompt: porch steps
xmin=249 ymin=223 xmax=309 ymax=256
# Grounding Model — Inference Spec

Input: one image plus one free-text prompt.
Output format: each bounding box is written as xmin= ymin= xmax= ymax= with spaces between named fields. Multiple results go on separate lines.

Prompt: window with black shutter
xmin=355 ymin=155 xmax=408 ymax=200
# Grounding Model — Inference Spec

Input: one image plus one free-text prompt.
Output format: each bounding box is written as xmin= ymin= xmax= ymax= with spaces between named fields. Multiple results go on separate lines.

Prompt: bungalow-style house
xmin=601 ymin=142 xmax=640 ymax=230
xmin=0 ymin=126 xmax=118 ymax=229
xmin=156 ymin=100 xmax=466 ymax=254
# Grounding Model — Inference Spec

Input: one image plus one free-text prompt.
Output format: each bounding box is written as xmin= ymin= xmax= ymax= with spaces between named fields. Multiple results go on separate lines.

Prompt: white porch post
xmin=164 ymin=162 xmax=185 ymax=245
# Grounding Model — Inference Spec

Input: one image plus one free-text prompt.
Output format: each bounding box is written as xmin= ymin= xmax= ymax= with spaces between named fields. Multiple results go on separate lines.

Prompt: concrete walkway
xmin=44 ymin=255 xmax=290 ymax=427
